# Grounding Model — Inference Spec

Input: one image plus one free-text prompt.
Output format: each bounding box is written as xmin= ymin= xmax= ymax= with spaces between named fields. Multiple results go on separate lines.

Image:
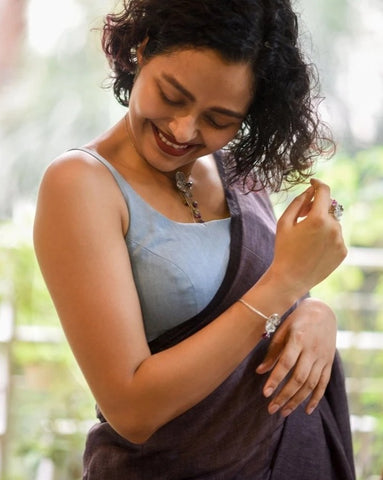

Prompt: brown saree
xmin=82 ymin=153 xmax=356 ymax=479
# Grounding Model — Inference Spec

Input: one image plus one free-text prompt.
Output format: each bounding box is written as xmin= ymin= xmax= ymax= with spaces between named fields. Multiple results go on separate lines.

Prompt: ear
xmin=137 ymin=37 xmax=149 ymax=65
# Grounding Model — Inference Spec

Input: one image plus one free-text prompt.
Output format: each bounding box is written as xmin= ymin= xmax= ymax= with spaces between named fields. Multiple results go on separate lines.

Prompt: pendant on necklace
xmin=175 ymin=171 xmax=204 ymax=223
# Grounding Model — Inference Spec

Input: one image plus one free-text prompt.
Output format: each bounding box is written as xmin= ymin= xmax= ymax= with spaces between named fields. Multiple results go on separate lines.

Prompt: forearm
xmin=103 ymin=270 xmax=298 ymax=444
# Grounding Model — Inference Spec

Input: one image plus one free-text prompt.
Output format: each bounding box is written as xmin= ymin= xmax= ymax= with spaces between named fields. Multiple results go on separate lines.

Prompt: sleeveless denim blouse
xmin=74 ymin=148 xmax=231 ymax=341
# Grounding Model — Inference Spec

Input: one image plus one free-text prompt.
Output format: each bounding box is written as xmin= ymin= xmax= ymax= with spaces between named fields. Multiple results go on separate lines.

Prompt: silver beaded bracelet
xmin=238 ymin=299 xmax=281 ymax=339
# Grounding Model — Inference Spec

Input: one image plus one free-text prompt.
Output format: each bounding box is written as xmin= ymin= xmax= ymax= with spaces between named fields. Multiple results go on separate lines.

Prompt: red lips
xmin=151 ymin=123 xmax=195 ymax=157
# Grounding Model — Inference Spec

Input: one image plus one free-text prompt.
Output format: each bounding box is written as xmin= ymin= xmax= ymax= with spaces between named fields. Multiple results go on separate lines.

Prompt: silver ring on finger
xmin=328 ymin=199 xmax=344 ymax=221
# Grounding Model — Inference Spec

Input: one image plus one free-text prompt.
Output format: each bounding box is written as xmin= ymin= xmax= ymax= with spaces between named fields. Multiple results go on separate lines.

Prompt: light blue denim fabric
xmin=76 ymin=148 xmax=231 ymax=341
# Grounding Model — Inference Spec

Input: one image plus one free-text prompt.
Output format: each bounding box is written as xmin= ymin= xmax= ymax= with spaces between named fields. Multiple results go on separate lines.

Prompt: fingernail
xmin=307 ymin=406 xmax=316 ymax=415
xmin=264 ymin=387 xmax=274 ymax=398
xmin=269 ymin=403 xmax=280 ymax=414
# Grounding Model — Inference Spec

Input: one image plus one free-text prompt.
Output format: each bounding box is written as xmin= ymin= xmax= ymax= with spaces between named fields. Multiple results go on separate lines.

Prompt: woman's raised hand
xmin=270 ymin=178 xmax=347 ymax=297
xmin=252 ymin=180 xmax=346 ymax=417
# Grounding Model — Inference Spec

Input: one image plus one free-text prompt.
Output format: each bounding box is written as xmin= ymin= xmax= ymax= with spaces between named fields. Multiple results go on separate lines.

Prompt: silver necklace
xmin=175 ymin=171 xmax=204 ymax=223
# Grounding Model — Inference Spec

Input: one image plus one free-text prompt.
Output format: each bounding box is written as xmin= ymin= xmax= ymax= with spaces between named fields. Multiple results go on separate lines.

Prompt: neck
xmin=123 ymin=114 xmax=204 ymax=222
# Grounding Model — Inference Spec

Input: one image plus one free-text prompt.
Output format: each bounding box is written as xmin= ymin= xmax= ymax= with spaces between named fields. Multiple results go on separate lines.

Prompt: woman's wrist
xmin=237 ymin=298 xmax=281 ymax=338
xmin=249 ymin=267 xmax=304 ymax=314
xmin=237 ymin=269 xmax=304 ymax=341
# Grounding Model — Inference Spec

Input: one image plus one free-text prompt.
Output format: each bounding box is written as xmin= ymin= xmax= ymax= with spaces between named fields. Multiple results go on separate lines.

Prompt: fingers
xmin=260 ymin=318 xmax=331 ymax=416
xmin=274 ymin=178 xmax=346 ymax=292
xmin=305 ymin=366 xmax=332 ymax=415
xmin=280 ymin=179 xmax=333 ymax=227
xmin=261 ymin=340 xmax=302 ymax=401
xmin=265 ymin=353 xmax=332 ymax=417
xmin=267 ymin=357 xmax=324 ymax=416
xmin=278 ymin=185 xmax=315 ymax=226
xmin=309 ymin=179 xmax=344 ymax=227
xmin=255 ymin=327 xmax=286 ymax=375
xmin=261 ymin=298 xmax=337 ymax=417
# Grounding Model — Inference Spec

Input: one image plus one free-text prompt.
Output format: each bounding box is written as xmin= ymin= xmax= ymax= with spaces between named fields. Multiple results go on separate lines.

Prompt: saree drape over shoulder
xmin=82 ymin=152 xmax=356 ymax=480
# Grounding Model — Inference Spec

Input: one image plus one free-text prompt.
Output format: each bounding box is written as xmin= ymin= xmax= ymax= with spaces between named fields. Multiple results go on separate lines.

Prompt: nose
xmin=168 ymin=115 xmax=198 ymax=144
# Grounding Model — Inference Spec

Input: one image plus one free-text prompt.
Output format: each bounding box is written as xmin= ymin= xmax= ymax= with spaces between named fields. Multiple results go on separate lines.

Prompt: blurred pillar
xmin=0 ymin=0 xmax=26 ymax=85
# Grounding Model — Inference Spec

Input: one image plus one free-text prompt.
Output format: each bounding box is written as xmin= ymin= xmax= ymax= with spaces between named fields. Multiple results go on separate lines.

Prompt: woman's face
xmin=127 ymin=47 xmax=254 ymax=174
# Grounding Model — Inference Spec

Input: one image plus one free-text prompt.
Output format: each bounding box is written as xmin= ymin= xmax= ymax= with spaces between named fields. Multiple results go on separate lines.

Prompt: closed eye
xmin=205 ymin=114 xmax=240 ymax=130
xmin=158 ymin=81 xmax=242 ymax=129
xmin=159 ymin=88 xmax=185 ymax=107
xmin=205 ymin=116 xmax=231 ymax=129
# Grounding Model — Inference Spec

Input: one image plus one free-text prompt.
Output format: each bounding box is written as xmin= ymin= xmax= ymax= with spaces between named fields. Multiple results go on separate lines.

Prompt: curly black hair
xmin=101 ymin=0 xmax=334 ymax=191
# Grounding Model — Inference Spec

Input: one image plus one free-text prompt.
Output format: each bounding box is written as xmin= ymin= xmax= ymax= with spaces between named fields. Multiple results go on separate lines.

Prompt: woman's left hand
xmin=255 ymin=297 xmax=337 ymax=417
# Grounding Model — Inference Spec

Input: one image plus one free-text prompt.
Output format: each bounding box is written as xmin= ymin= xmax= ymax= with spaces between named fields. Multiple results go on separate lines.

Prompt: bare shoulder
xmin=41 ymin=149 xmax=115 ymax=194
xmin=37 ymin=149 xmax=128 ymax=230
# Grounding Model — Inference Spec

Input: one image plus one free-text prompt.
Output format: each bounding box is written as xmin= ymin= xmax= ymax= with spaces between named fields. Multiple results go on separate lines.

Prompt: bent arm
xmin=34 ymin=158 xmax=345 ymax=444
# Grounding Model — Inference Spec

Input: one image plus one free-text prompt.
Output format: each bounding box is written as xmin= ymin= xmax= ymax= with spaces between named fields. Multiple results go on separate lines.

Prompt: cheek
xmin=208 ymin=126 xmax=241 ymax=150
xmin=131 ymin=82 xmax=166 ymax=121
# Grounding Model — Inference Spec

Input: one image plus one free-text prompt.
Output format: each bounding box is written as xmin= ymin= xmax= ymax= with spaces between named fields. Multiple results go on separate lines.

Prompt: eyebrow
xmin=161 ymin=73 xmax=246 ymax=120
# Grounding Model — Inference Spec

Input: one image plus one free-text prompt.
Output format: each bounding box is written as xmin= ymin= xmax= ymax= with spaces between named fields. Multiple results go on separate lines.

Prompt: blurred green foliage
xmin=0 ymin=215 xmax=94 ymax=480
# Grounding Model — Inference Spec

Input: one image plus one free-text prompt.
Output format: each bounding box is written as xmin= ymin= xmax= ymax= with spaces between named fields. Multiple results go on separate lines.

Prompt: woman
xmin=33 ymin=0 xmax=355 ymax=478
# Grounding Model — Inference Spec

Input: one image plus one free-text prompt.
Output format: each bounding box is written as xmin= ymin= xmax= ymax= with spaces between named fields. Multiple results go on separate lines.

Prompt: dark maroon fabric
xmin=82 ymin=153 xmax=355 ymax=479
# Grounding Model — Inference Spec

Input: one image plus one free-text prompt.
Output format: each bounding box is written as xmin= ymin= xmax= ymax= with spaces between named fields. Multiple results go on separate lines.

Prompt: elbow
xmin=119 ymin=426 xmax=154 ymax=445
xmin=96 ymin=374 xmax=169 ymax=444
xmin=103 ymin=410 xmax=158 ymax=445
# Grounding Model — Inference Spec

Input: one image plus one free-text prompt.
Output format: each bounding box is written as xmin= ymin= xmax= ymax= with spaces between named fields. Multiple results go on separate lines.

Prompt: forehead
xmin=143 ymin=48 xmax=254 ymax=110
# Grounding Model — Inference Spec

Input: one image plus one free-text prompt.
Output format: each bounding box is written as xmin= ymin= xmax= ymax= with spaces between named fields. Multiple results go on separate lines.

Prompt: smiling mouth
xmin=152 ymin=123 xmax=196 ymax=156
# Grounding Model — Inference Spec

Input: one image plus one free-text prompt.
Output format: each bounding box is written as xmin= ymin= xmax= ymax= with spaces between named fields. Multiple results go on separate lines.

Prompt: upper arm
xmin=33 ymin=153 xmax=151 ymax=415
